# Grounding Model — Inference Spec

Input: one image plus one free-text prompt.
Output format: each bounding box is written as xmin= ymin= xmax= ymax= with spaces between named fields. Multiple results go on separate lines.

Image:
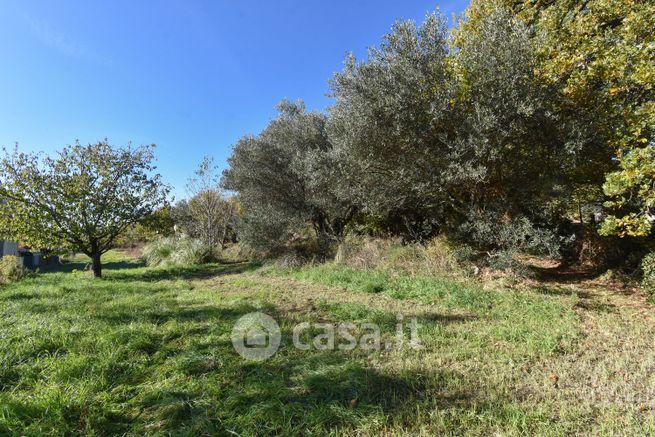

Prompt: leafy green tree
xmin=0 ymin=141 xmax=169 ymax=277
xmin=138 ymin=206 xmax=176 ymax=238
xmin=600 ymin=145 xmax=655 ymax=236
xmin=499 ymin=0 xmax=655 ymax=235
xmin=222 ymin=100 xmax=356 ymax=253
xmin=114 ymin=205 xmax=175 ymax=247
xmin=328 ymin=12 xmax=455 ymax=237
xmin=330 ymin=7 xmax=568 ymax=253
xmin=449 ymin=4 xmax=572 ymax=251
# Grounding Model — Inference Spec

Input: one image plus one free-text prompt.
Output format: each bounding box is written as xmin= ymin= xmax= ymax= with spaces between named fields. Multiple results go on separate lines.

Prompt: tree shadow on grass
xmin=0 ymin=291 xmax=40 ymax=301
xmin=0 ymin=285 xmax=533 ymax=435
xmin=530 ymin=264 xmax=598 ymax=284
xmin=531 ymin=284 xmax=592 ymax=299
xmin=94 ymin=300 xmax=256 ymax=326
xmin=575 ymin=300 xmax=617 ymax=313
xmin=1 ymin=257 xmax=542 ymax=435
xmin=212 ymin=348 xmax=482 ymax=434
xmin=421 ymin=312 xmax=477 ymax=323
xmin=43 ymin=260 xmax=145 ymax=274
xmin=106 ymin=261 xmax=261 ymax=282
xmin=81 ymin=292 xmax=475 ymax=429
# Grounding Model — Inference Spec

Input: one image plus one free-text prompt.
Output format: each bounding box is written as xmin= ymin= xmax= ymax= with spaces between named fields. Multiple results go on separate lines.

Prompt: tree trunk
xmin=220 ymin=223 xmax=229 ymax=250
xmin=91 ymin=251 xmax=102 ymax=278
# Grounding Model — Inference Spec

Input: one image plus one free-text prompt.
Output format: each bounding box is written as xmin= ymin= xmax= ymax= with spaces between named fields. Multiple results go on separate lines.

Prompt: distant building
xmin=0 ymin=240 xmax=18 ymax=257
xmin=0 ymin=240 xmax=56 ymax=268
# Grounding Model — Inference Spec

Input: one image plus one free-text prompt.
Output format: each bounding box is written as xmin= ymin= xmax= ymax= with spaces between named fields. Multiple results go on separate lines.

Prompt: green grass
xmin=270 ymin=264 xmax=579 ymax=358
xmin=0 ymin=251 xmax=651 ymax=435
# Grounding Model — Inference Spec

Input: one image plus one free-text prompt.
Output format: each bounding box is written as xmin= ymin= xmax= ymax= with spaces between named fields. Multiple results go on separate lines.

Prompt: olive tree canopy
xmin=222 ymin=100 xmax=356 ymax=253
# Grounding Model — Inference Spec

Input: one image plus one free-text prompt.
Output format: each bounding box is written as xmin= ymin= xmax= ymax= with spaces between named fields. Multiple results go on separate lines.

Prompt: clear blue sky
xmin=0 ymin=0 xmax=467 ymax=200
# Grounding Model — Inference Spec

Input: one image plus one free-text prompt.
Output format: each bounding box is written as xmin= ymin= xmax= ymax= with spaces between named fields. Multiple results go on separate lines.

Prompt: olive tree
xmin=327 ymin=12 xmax=456 ymax=238
xmin=329 ymin=7 xmax=571 ymax=253
xmin=449 ymin=6 xmax=564 ymax=239
xmin=0 ymin=141 xmax=169 ymax=277
xmin=222 ymin=100 xmax=356 ymax=253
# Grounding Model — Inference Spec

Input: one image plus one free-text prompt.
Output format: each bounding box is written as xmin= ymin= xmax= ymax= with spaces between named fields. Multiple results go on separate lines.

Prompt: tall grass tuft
xmin=335 ymin=236 xmax=462 ymax=276
xmin=142 ymin=237 xmax=176 ymax=266
xmin=142 ymin=237 xmax=214 ymax=267
xmin=171 ymin=237 xmax=214 ymax=266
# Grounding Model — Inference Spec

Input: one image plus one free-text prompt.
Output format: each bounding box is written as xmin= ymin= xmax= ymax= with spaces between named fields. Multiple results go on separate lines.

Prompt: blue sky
xmin=0 ymin=0 xmax=467 ymax=200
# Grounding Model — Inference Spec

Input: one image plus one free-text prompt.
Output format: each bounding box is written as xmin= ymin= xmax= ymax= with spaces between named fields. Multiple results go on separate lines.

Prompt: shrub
xmin=335 ymin=236 xmax=462 ymax=276
xmin=0 ymin=256 xmax=26 ymax=284
xmin=486 ymin=250 xmax=518 ymax=272
xmin=459 ymin=213 xmax=560 ymax=258
xmin=560 ymin=223 xmax=640 ymax=270
xmin=142 ymin=237 xmax=213 ymax=267
xmin=641 ymin=253 xmax=655 ymax=295
xmin=171 ymin=238 xmax=214 ymax=266
xmin=142 ymin=237 xmax=176 ymax=267
xmin=450 ymin=244 xmax=476 ymax=263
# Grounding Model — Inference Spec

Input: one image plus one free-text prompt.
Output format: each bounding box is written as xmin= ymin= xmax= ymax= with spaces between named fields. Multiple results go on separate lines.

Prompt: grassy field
xmin=0 ymin=251 xmax=653 ymax=435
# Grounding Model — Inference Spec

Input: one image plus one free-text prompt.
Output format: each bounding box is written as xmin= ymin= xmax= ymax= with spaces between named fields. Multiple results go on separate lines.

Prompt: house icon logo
xmin=231 ymin=312 xmax=281 ymax=361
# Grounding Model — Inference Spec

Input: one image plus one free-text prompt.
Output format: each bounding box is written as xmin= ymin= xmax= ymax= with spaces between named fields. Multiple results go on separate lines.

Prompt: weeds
xmin=0 ymin=256 xmax=26 ymax=284
xmin=335 ymin=236 xmax=463 ymax=277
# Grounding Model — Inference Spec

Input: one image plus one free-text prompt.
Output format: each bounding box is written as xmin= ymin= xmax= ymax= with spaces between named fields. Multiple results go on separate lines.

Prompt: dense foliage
xmin=642 ymin=252 xmax=655 ymax=295
xmin=328 ymin=13 xmax=454 ymax=231
xmin=0 ymin=141 xmax=169 ymax=277
xmin=221 ymin=0 xmax=653 ymax=271
xmin=115 ymin=206 xmax=176 ymax=247
xmin=0 ymin=255 xmax=25 ymax=284
xmin=222 ymin=100 xmax=356 ymax=253
xmin=510 ymin=0 xmax=655 ymax=236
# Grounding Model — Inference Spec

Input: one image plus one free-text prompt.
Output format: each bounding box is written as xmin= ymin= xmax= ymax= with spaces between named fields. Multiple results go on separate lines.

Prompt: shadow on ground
xmin=43 ymin=260 xmax=144 ymax=274
xmin=530 ymin=264 xmax=599 ymax=284
xmin=106 ymin=261 xmax=261 ymax=282
xmin=0 ymin=255 xmax=539 ymax=435
xmin=43 ymin=258 xmax=261 ymax=282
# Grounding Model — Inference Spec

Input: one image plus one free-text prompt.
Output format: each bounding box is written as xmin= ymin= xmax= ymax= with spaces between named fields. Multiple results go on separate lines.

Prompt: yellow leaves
xmin=599 ymin=213 xmax=653 ymax=237
xmin=601 ymin=145 xmax=655 ymax=236
xmin=455 ymin=0 xmax=654 ymax=236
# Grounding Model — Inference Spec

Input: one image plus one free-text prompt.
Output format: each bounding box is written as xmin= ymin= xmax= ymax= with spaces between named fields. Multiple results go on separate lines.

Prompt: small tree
xmin=114 ymin=205 xmax=176 ymax=247
xmin=0 ymin=140 xmax=170 ymax=277
xmin=181 ymin=156 xmax=237 ymax=250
